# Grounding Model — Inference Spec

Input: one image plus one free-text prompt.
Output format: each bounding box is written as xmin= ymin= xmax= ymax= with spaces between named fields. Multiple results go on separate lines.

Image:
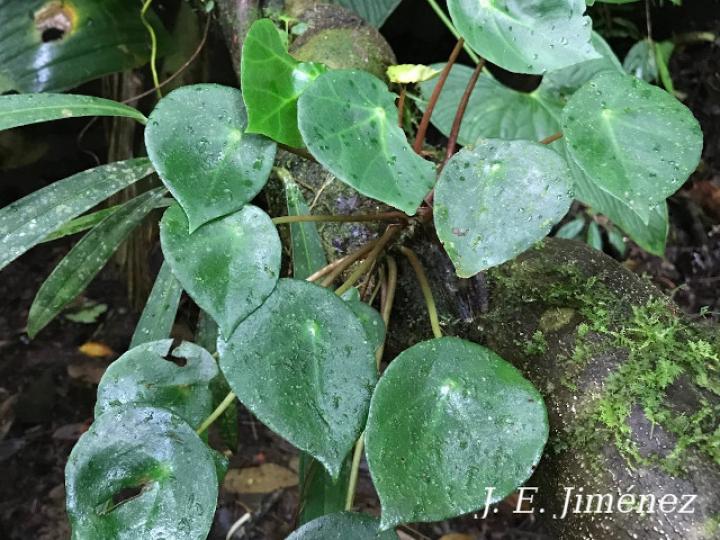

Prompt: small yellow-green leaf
xmin=386 ymin=64 xmax=439 ymax=84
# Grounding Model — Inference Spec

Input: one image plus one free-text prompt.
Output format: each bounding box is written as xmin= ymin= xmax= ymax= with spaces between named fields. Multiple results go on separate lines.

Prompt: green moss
xmin=489 ymin=255 xmax=720 ymax=472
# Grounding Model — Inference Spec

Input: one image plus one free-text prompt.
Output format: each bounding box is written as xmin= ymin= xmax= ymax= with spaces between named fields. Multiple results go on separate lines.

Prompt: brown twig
xmin=306 ymin=239 xmax=379 ymax=284
xmin=444 ymin=58 xmax=485 ymax=163
xmin=539 ymin=131 xmax=563 ymax=145
xmin=413 ymin=38 xmax=464 ymax=154
xmin=335 ymin=226 xmax=402 ymax=296
xmin=272 ymin=212 xmax=408 ymax=225
xmin=397 ymin=86 xmax=407 ymax=128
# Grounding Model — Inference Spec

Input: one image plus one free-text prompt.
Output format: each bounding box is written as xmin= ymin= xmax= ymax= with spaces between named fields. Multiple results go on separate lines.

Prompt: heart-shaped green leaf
xmin=434 ymin=140 xmax=572 ymax=277
xmin=447 ymin=0 xmax=600 ymax=75
xmin=562 ymin=71 xmax=702 ymax=222
xmin=159 ymin=203 xmax=281 ymax=338
xmin=218 ymin=279 xmax=377 ymax=478
xmin=365 ymin=337 xmax=549 ymax=530
xmin=145 ymin=84 xmax=277 ymax=231
xmin=332 ymin=0 xmax=402 ymax=27
xmin=298 ymin=70 xmax=435 ymax=215
xmin=288 ymin=511 xmax=397 ymax=539
xmin=341 ymin=288 xmax=385 ymax=353
xmin=241 ymin=19 xmax=326 ymax=148
xmin=566 ymin=152 xmax=668 ymax=255
xmin=418 ymin=64 xmax=563 ymax=148
xmin=65 ymin=406 xmax=222 ymax=539
xmin=95 ymin=340 xmax=218 ymax=427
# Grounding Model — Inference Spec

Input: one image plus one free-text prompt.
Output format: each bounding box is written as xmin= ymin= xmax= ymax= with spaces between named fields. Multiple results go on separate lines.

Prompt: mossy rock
xmin=388 ymin=235 xmax=720 ymax=539
xmin=289 ymin=4 xmax=396 ymax=79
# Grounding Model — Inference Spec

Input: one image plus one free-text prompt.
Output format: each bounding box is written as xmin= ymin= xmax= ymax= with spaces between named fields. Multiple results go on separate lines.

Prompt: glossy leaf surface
xmin=298 ymin=70 xmax=435 ymax=215
xmin=0 ymin=0 xmax=168 ymax=93
xmin=447 ymin=0 xmax=599 ymax=74
xmin=0 ymin=158 xmax=154 ymax=271
xmin=145 ymin=84 xmax=277 ymax=231
xmin=0 ymin=93 xmax=146 ymax=132
xmin=66 ymin=406 xmax=220 ymax=539
xmin=282 ymin=172 xmax=328 ymax=280
xmin=218 ymin=279 xmax=377 ymax=478
xmin=418 ymin=64 xmax=562 ymax=147
xmin=159 ymin=203 xmax=281 ymax=338
xmin=130 ymin=262 xmax=183 ymax=348
xmin=332 ymin=0 xmax=402 ymax=27
xmin=562 ymin=71 xmax=702 ymax=221
xmin=95 ymin=340 xmax=217 ymax=427
xmin=568 ymin=156 xmax=668 ymax=255
xmin=434 ymin=141 xmax=572 ymax=277
xmin=341 ymin=288 xmax=385 ymax=353
xmin=28 ymin=188 xmax=163 ymax=337
xmin=288 ymin=511 xmax=397 ymax=539
xmin=241 ymin=19 xmax=326 ymax=147
xmin=365 ymin=337 xmax=548 ymax=529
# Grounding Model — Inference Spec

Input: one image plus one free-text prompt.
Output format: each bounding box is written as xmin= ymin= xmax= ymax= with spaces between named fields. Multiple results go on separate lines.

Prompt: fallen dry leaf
xmin=440 ymin=535 xmax=474 ymax=540
xmin=223 ymin=463 xmax=298 ymax=494
xmin=78 ymin=341 xmax=115 ymax=358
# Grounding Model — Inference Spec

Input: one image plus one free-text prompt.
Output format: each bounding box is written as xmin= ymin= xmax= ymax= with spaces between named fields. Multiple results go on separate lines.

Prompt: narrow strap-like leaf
xmin=0 ymin=158 xmax=154 ymax=271
xmin=282 ymin=172 xmax=327 ymax=280
xmin=0 ymin=93 xmax=147 ymax=131
xmin=27 ymin=188 xmax=165 ymax=338
xmin=130 ymin=261 xmax=183 ymax=348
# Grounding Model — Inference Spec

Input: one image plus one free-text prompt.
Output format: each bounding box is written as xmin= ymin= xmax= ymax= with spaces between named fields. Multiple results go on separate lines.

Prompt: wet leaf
xmin=586 ymin=220 xmax=603 ymax=250
xmin=434 ymin=140 xmax=572 ymax=277
xmin=159 ymin=203 xmax=281 ymax=338
xmin=341 ymin=288 xmax=385 ymax=353
xmin=130 ymin=261 xmax=183 ymax=348
xmin=145 ymin=84 xmax=277 ymax=231
xmin=241 ymin=19 xmax=327 ymax=148
xmin=567 ymin=154 xmax=668 ymax=255
xmin=365 ymin=337 xmax=549 ymax=529
xmin=0 ymin=93 xmax=146 ymax=132
xmin=95 ymin=340 xmax=217 ymax=427
xmin=288 ymin=511 xmax=397 ymax=539
xmin=223 ymin=463 xmax=298 ymax=494
xmin=332 ymin=0 xmax=401 ymax=27
xmin=298 ymin=455 xmax=351 ymax=525
xmin=418 ymin=64 xmax=563 ymax=148
xmin=447 ymin=0 xmax=599 ymax=75
xmin=562 ymin=71 xmax=702 ymax=222
xmin=281 ymin=171 xmax=328 ymax=279
xmin=65 ymin=406 xmax=221 ymax=539
xmin=0 ymin=158 xmax=154 ymax=271
xmin=28 ymin=188 xmax=164 ymax=337
xmin=218 ymin=279 xmax=377 ymax=478
xmin=555 ymin=217 xmax=586 ymax=240
xmin=0 ymin=0 xmax=169 ymax=93
xmin=298 ymin=70 xmax=435 ymax=215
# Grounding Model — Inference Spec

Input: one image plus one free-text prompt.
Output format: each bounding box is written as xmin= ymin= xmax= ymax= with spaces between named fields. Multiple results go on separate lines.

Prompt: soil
xmin=1 ymin=1 xmax=719 ymax=539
